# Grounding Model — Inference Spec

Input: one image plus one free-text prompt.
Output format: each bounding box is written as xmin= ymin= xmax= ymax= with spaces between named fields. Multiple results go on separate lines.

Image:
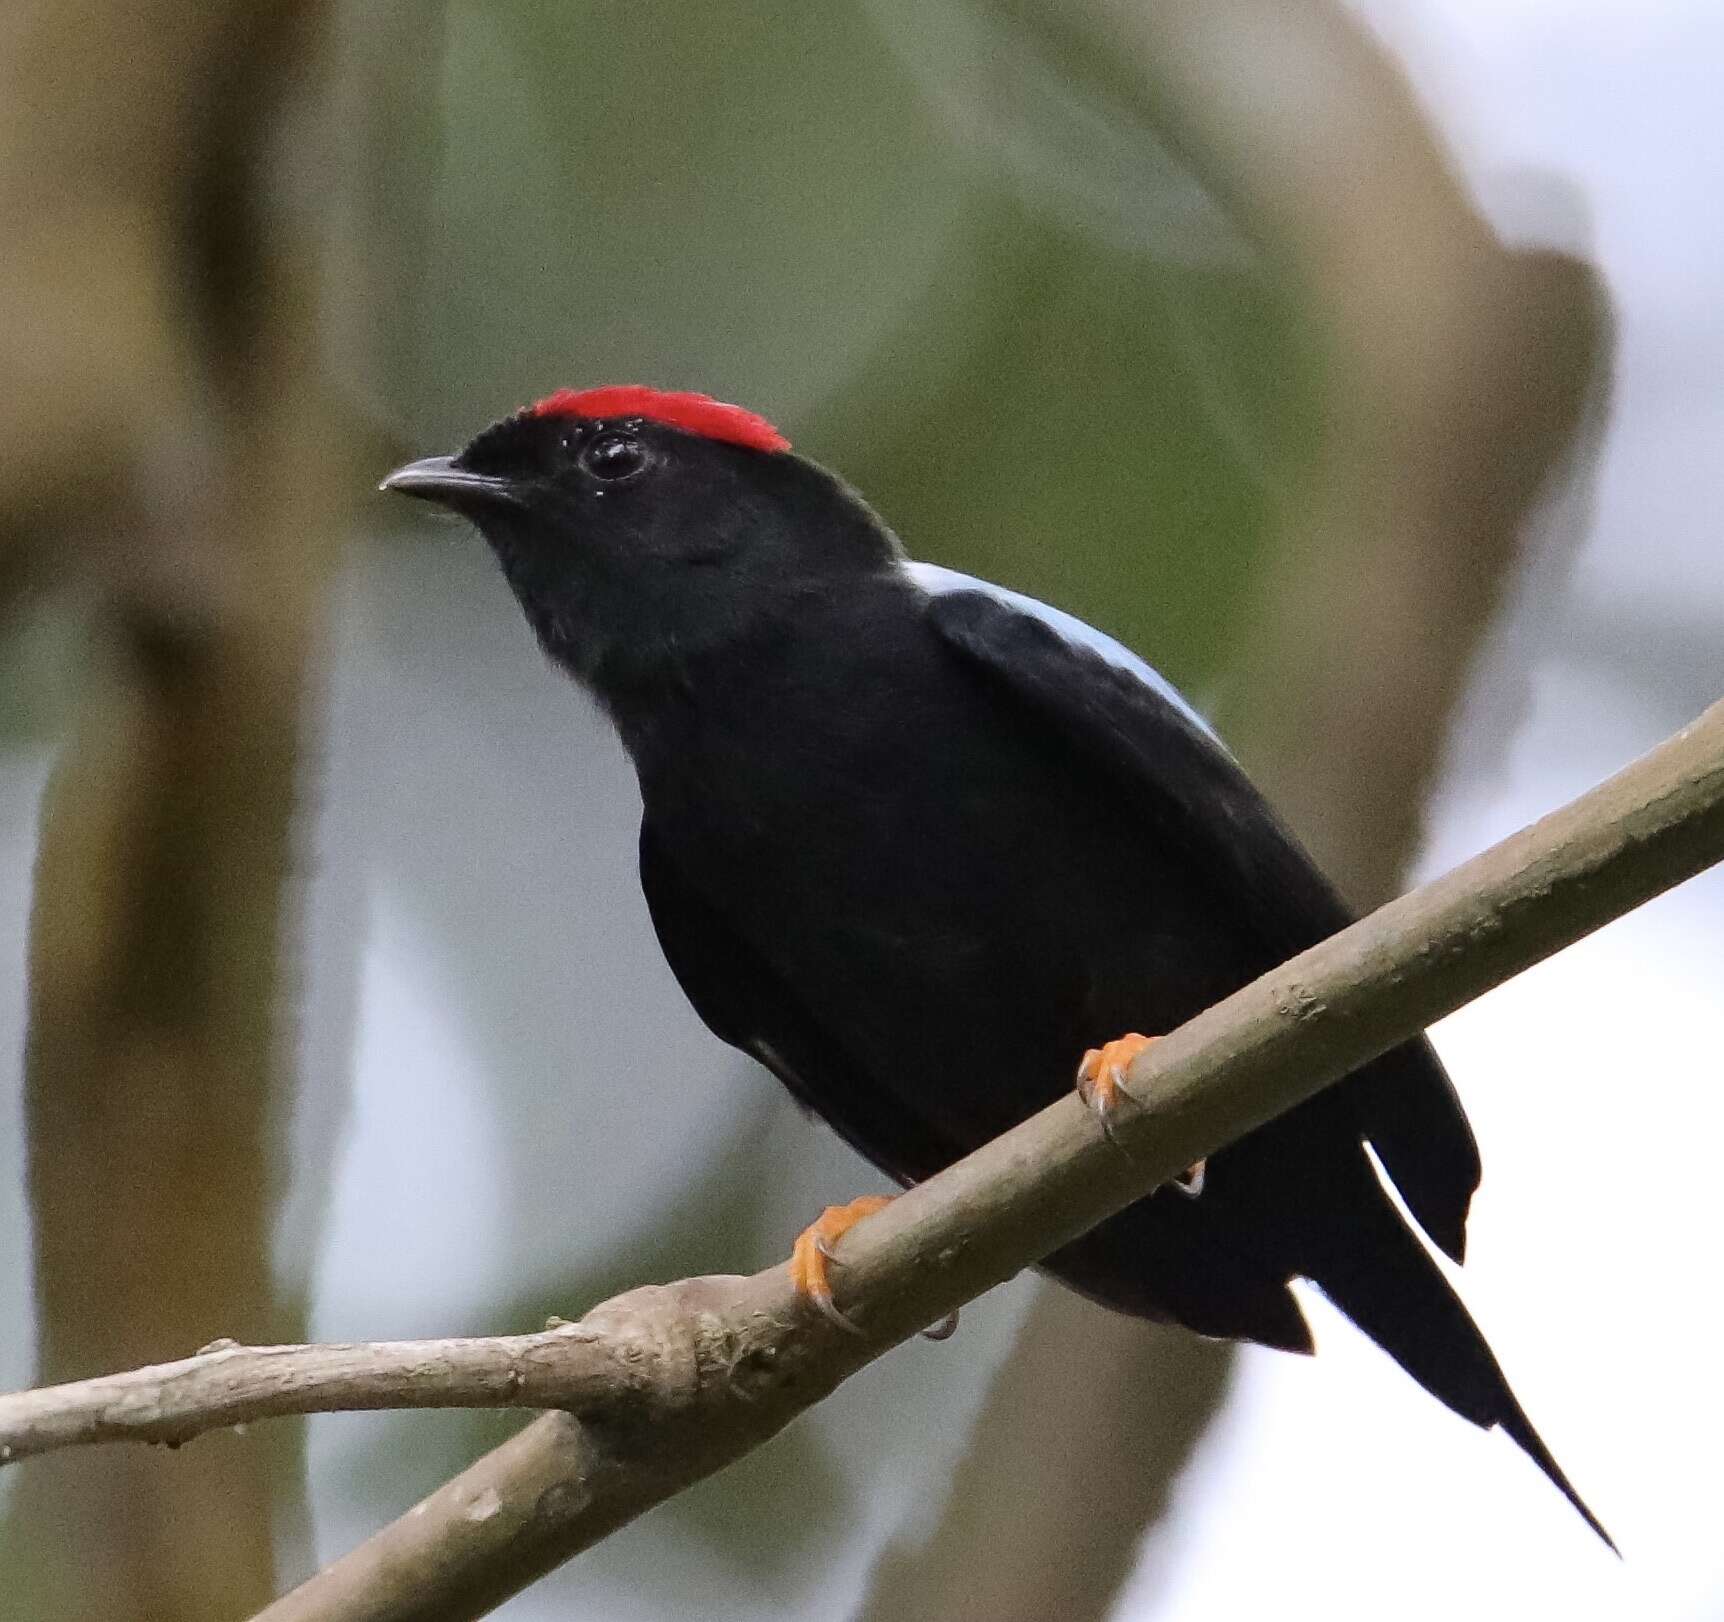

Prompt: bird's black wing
xmin=640 ymin=819 xmax=963 ymax=1182
xmin=922 ymin=584 xmax=1481 ymax=1261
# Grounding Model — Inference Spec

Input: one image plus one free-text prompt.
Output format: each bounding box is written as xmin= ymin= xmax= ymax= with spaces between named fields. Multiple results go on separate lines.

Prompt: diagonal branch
xmin=4 ymin=695 xmax=1724 ymax=1621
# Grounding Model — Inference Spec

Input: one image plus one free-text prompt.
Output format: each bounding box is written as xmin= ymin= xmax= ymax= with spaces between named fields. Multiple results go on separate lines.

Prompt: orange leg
xmin=789 ymin=1194 xmax=895 ymax=1334
xmin=1076 ymin=1032 xmax=1205 ymax=1196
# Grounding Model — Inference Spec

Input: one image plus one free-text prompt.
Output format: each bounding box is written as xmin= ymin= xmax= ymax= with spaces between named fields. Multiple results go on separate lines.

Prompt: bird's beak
xmin=379 ymin=455 xmax=523 ymax=510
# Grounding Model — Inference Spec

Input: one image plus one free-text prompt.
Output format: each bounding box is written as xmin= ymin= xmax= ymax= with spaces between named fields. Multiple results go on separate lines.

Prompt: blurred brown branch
xmin=0 ymin=2 xmax=350 ymax=1616
xmin=3 ymin=699 xmax=1713 ymax=1616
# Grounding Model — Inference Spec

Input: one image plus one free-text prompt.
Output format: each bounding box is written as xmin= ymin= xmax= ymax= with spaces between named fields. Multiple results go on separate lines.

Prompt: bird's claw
xmin=1076 ymin=1032 xmax=1157 ymax=1118
xmin=1077 ymin=1032 xmax=1204 ymax=1194
xmin=788 ymin=1194 xmax=895 ymax=1334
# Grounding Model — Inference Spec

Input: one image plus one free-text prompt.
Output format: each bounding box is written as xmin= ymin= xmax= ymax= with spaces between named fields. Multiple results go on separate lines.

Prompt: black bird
xmin=384 ymin=385 xmax=1609 ymax=1545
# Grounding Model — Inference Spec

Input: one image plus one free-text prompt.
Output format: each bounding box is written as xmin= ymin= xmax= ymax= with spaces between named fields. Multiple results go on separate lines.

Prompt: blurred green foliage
xmin=355 ymin=0 xmax=1305 ymax=693
xmin=0 ymin=605 xmax=78 ymax=745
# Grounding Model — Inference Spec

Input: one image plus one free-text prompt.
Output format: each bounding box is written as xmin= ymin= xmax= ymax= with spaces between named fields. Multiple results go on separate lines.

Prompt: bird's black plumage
xmin=383 ymin=388 xmax=1609 ymax=1545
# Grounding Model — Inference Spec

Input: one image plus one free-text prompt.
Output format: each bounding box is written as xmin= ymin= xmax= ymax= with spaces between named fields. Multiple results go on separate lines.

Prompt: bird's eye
xmin=579 ymin=432 xmax=648 ymax=483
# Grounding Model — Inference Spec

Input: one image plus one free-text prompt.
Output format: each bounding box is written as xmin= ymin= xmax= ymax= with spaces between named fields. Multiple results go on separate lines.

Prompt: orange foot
xmin=1076 ymin=1032 xmax=1157 ymax=1116
xmin=789 ymin=1194 xmax=895 ymax=1334
xmin=1076 ymin=1032 xmax=1205 ymax=1197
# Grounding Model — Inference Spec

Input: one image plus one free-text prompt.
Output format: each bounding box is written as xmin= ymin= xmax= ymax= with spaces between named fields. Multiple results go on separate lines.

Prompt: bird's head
xmin=382 ymin=386 xmax=898 ymax=692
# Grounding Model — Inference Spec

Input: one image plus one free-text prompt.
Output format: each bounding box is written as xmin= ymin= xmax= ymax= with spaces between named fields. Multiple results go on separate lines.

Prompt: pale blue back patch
xmin=902 ymin=560 xmax=1220 ymax=742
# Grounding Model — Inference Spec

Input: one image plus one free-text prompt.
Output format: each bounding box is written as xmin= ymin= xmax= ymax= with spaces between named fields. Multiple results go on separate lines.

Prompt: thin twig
xmin=2 ymin=697 xmax=1721 ymax=1622
xmin=0 ymin=1325 xmax=681 ymax=1464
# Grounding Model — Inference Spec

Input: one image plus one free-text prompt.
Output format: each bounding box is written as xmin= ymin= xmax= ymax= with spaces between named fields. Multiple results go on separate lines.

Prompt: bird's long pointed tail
xmin=1307 ymin=1182 xmax=1616 ymax=1552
